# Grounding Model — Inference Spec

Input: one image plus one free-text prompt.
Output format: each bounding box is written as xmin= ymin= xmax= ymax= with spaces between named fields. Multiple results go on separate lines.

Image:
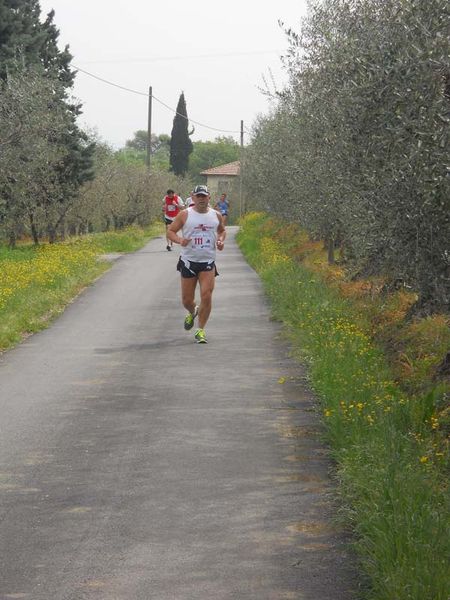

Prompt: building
xmin=200 ymin=161 xmax=240 ymax=200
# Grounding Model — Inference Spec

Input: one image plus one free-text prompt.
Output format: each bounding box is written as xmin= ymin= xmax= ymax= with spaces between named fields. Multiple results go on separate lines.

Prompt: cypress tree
xmin=169 ymin=92 xmax=193 ymax=176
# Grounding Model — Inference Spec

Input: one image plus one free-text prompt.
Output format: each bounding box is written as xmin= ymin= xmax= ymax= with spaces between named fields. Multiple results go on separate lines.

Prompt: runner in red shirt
xmin=162 ymin=189 xmax=184 ymax=251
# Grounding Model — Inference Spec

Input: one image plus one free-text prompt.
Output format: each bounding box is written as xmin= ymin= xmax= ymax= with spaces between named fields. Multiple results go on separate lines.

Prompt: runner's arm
xmin=216 ymin=213 xmax=226 ymax=250
xmin=167 ymin=211 xmax=191 ymax=246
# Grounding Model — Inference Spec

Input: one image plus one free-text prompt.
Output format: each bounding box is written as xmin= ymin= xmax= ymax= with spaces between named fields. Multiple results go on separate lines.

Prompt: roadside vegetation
xmin=240 ymin=5 xmax=449 ymax=594
xmin=237 ymin=213 xmax=449 ymax=600
xmin=0 ymin=2 xmax=236 ymax=251
xmin=0 ymin=225 xmax=161 ymax=351
xmin=243 ymin=0 xmax=449 ymax=312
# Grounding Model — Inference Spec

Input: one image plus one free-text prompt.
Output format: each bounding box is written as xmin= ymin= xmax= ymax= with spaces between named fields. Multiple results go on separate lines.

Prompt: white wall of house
xmin=205 ymin=175 xmax=236 ymax=201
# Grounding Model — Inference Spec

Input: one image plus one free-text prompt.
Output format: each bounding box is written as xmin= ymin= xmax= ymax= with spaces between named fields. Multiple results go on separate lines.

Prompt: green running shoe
xmin=194 ymin=328 xmax=207 ymax=344
xmin=184 ymin=305 xmax=198 ymax=330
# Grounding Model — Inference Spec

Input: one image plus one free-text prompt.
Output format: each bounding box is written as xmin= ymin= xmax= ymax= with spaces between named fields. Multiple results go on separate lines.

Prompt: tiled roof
xmin=200 ymin=161 xmax=240 ymax=176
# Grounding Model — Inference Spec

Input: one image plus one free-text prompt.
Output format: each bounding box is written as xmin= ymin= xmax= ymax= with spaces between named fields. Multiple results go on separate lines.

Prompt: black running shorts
xmin=177 ymin=258 xmax=219 ymax=278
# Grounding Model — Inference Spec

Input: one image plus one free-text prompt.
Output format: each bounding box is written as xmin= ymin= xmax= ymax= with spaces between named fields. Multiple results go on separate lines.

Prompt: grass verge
xmin=237 ymin=213 xmax=449 ymax=600
xmin=0 ymin=224 xmax=162 ymax=351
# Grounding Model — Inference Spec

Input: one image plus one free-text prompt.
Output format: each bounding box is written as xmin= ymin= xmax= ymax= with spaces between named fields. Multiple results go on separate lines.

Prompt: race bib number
xmin=192 ymin=229 xmax=214 ymax=249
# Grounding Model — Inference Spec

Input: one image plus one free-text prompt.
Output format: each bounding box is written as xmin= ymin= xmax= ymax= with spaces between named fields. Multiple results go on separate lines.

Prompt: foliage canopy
xmin=243 ymin=0 xmax=450 ymax=310
xmin=0 ymin=0 xmax=95 ymax=244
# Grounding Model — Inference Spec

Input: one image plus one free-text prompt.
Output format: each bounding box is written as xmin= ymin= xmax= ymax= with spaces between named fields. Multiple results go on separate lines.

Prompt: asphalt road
xmin=0 ymin=227 xmax=356 ymax=600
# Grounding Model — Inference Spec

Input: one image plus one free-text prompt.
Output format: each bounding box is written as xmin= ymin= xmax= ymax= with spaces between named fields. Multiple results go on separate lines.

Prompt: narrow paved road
xmin=0 ymin=228 xmax=355 ymax=600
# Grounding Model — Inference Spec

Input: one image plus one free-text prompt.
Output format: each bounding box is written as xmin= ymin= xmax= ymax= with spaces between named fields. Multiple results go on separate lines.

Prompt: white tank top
xmin=180 ymin=207 xmax=220 ymax=263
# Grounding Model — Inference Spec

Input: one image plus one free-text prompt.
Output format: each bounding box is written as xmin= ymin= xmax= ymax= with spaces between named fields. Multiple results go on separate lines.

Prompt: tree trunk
xmin=47 ymin=224 xmax=56 ymax=244
xmin=8 ymin=230 xmax=16 ymax=249
xmin=59 ymin=219 xmax=66 ymax=241
xmin=327 ymin=236 xmax=335 ymax=264
xmin=29 ymin=212 xmax=39 ymax=245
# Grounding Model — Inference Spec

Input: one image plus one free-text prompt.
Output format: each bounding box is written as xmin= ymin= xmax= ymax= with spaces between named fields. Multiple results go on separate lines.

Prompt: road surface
xmin=0 ymin=227 xmax=355 ymax=599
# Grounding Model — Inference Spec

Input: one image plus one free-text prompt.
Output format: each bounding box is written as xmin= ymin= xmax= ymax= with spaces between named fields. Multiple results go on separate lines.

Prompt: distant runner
xmin=184 ymin=191 xmax=195 ymax=208
xmin=167 ymin=185 xmax=226 ymax=344
xmin=214 ymin=193 xmax=230 ymax=225
xmin=162 ymin=189 xmax=184 ymax=251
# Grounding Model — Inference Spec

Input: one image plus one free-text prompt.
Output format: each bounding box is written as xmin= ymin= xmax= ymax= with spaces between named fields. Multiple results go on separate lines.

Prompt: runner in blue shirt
xmin=214 ymin=193 xmax=230 ymax=225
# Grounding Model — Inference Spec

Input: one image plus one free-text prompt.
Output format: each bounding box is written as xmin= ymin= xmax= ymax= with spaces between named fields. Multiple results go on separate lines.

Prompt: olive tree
xmin=244 ymin=0 xmax=450 ymax=309
xmin=0 ymin=67 xmax=71 ymax=244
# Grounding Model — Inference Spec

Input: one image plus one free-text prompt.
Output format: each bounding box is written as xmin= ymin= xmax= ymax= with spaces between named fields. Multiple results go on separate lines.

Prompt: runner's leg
xmin=165 ymin=222 xmax=172 ymax=248
xmin=181 ymin=275 xmax=198 ymax=314
xmin=197 ymin=270 xmax=216 ymax=329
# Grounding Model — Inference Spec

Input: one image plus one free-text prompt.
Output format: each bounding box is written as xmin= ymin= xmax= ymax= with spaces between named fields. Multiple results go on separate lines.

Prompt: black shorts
xmin=164 ymin=217 xmax=173 ymax=226
xmin=177 ymin=258 xmax=219 ymax=278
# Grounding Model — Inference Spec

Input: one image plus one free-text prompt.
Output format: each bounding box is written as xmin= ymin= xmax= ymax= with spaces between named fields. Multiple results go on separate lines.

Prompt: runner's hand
xmin=217 ymin=240 xmax=224 ymax=251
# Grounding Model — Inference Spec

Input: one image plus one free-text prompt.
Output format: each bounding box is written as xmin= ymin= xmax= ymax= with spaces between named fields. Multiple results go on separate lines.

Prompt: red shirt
xmin=164 ymin=195 xmax=182 ymax=219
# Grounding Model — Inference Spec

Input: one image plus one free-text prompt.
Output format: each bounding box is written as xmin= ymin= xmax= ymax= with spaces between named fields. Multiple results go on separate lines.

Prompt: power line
xmin=77 ymin=49 xmax=282 ymax=65
xmin=73 ymin=64 xmax=249 ymax=135
xmin=73 ymin=65 xmax=147 ymax=96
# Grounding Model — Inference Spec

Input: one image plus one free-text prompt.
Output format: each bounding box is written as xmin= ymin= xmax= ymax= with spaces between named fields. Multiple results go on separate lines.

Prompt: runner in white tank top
xmin=167 ymin=185 xmax=226 ymax=344
xmin=180 ymin=206 xmax=219 ymax=266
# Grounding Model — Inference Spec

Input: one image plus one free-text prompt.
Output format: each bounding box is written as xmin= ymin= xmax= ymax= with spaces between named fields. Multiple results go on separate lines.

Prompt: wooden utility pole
xmin=146 ymin=86 xmax=152 ymax=171
xmin=239 ymin=120 xmax=244 ymax=217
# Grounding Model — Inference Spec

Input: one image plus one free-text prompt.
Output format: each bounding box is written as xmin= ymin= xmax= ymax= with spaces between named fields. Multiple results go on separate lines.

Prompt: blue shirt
xmin=216 ymin=200 xmax=229 ymax=215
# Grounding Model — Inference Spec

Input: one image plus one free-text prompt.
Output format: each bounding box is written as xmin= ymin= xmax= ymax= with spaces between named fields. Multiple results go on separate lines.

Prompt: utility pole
xmin=146 ymin=86 xmax=152 ymax=171
xmin=239 ymin=119 xmax=244 ymax=217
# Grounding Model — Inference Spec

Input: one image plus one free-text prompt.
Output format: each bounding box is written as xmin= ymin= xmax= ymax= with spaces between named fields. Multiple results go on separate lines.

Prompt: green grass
xmin=0 ymin=224 xmax=163 ymax=350
xmin=87 ymin=223 xmax=161 ymax=253
xmin=237 ymin=213 xmax=449 ymax=600
xmin=0 ymin=245 xmax=36 ymax=261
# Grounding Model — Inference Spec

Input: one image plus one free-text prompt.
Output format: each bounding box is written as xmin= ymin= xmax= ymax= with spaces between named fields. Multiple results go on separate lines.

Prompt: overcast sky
xmin=38 ymin=0 xmax=308 ymax=148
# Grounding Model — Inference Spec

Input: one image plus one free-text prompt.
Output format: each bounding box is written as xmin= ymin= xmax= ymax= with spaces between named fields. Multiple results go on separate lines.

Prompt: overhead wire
xmin=77 ymin=49 xmax=282 ymax=65
xmin=73 ymin=64 xmax=250 ymax=135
